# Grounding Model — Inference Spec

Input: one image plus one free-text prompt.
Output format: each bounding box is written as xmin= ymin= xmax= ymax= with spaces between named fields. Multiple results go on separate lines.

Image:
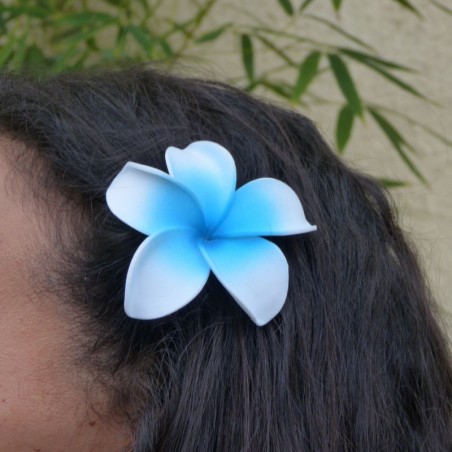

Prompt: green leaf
xmin=0 ymin=14 xmax=6 ymax=34
xmin=256 ymin=35 xmax=297 ymax=67
xmin=11 ymin=33 xmax=29 ymax=69
xmin=52 ymin=43 xmax=84 ymax=72
xmin=56 ymin=27 xmax=104 ymax=47
xmin=277 ymin=0 xmax=294 ymax=15
xmin=292 ymin=51 xmax=321 ymax=101
xmin=391 ymin=0 xmax=423 ymax=17
xmin=368 ymin=108 xmax=427 ymax=184
xmin=305 ymin=14 xmax=375 ymax=51
xmin=336 ymin=105 xmax=355 ymax=152
xmin=244 ymin=80 xmax=260 ymax=92
xmin=70 ymin=49 xmax=90 ymax=71
xmin=241 ymin=34 xmax=254 ymax=81
xmin=430 ymin=0 xmax=452 ymax=15
xmin=52 ymin=26 xmax=85 ymax=43
xmin=363 ymin=61 xmax=426 ymax=99
xmin=328 ymin=54 xmax=363 ymax=118
xmin=299 ymin=0 xmax=316 ymax=13
xmin=194 ymin=24 xmax=230 ymax=44
xmin=104 ymin=0 xmax=130 ymax=7
xmin=159 ymin=39 xmax=173 ymax=58
xmin=0 ymin=5 xmax=50 ymax=19
xmin=338 ymin=48 xmax=414 ymax=72
xmin=249 ymin=26 xmax=324 ymax=48
xmin=413 ymin=123 xmax=452 ymax=147
xmin=378 ymin=178 xmax=407 ymax=189
xmin=185 ymin=0 xmax=217 ymax=37
xmin=53 ymin=12 xmax=117 ymax=27
xmin=366 ymin=105 xmax=417 ymax=154
xmin=86 ymin=37 xmax=98 ymax=51
xmin=137 ymin=0 xmax=150 ymax=12
xmin=23 ymin=44 xmax=48 ymax=68
xmin=332 ymin=0 xmax=343 ymax=10
xmin=126 ymin=25 xmax=154 ymax=55
xmin=165 ymin=19 xmax=192 ymax=38
xmin=261 ymin=80 xmax=293 ymax=100
xmin=0 ymin=35 xmax=16 ymax=67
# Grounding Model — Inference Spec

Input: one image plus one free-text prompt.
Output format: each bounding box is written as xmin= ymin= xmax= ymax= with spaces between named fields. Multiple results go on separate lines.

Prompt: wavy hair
xmin=0 ymin=67 xmax=451 ymax=451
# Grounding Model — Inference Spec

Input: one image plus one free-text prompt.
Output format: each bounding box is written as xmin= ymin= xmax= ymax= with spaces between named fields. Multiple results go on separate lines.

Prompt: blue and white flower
xmin=106 ymin=141 xmax=316 ymax=326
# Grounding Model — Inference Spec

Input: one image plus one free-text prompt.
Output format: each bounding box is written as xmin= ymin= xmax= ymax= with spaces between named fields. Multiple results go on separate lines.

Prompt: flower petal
xmin=200 ymin=237 xmax=289 ymax=326
xmin=212 ymin=178 xmax=316 ymax=238
xmin=165 ymin=141 xmax=236 ymax=231
xmin=106 ymin=162 xmax=204 ymax=236
xmin=125 ymin=230 xmax=210 ymax=320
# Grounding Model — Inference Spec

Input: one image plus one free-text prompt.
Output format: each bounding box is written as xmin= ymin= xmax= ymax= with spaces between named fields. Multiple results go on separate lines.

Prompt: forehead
xmin=0 ymin=138 xmax=38 ymax=247
xmin=0 ymin=137 xmax=107 ymax=449
xmin=0 ymin=137 xmax=42 ymax=293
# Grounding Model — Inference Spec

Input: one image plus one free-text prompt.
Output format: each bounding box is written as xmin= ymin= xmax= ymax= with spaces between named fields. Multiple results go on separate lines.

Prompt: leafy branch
xmin=0 ymin=0 xmax=449 ymax=186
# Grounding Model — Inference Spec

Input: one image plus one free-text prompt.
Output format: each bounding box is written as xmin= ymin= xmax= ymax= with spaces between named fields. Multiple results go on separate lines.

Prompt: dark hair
xmin=0 ymin=67 xmax=451 ymax=451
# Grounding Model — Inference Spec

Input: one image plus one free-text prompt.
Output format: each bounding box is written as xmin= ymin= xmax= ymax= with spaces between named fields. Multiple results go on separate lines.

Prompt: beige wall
xmin=167 ymin=0 xmax=452 ymax=324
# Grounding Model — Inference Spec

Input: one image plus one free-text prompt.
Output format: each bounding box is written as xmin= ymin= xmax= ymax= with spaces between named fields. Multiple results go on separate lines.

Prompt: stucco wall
xmin=166 ymin=0 xmax=452 ymax=325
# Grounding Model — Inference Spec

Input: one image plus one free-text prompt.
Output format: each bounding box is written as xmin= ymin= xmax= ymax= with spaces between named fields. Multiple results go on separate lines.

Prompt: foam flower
xmin=106 ymin=141 xmax=316 ymax=326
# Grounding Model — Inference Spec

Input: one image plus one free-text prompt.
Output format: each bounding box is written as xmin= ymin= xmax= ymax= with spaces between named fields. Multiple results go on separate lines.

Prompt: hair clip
xmin=106 ymin=141 xmax=316 ymax=326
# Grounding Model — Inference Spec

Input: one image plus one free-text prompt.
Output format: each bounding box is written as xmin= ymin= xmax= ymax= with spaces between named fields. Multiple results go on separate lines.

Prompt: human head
xmin=0 ymin=67 xmax=451 ymax=450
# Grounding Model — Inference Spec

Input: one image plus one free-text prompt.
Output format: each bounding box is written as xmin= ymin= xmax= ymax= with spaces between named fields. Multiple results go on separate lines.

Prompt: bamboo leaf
xmin=332 ymin=0 xmax=343 ymax=11
xmin=251 ymin=27 xmax=322 ymax=48
xmin=338 ymin=48 xmax=414 ymax=72
xmin=336 ymin=105 xmax=355 ymax=152
xmin=241 ymin=34 xmax=254 ymax=81
xmin=52 ymin=43 xmax=84 ymax=72
xmin=191 ymin=0 xmax=218 ymax=27
xmin=86 ymin=37 xmax=98 ymax=51
xmin=53 ymin=12 xmax=117 ymax=27
xmin=70 ymin=49 xmax=90 ymax=71
xmin=244 ymin=80 xmax=260 ymax=92
xmin=430 ymin=0 xmax=452 ymax=15
xmin=52 ymin=26 xmax=85 ymax=43
xmin=23 ymin=44 xmax=48 ymax=68
xmin=413 ymin=123 xmax=452 ymax=147
xmin=127 ymin=25 xmax=155 ymax=55
xmin=0 ymin=15 xmax=6 ymax=35
xmin=256 ymin=35 xmax=297 ymax=67
xmin=299 ymin=0 xmax=316 ymax=13
xmin=292 ymin=51 xmax=321 ymax=101
xmin=165 ymin=19 xmax=192 ymax=38
xmin=0 ymin=5 xmax=49 ymax=19
xmin=368 ymin=108 xmax=427 ymax=184
xmin=391 ymin=0 xmax=423 ymax=17
xmin=159 ymin=39 xmax=173 ymax=57
xmin=367 ymin=104 xmax=420 ymax=155
xmin=0 ymin=35 xmax=16 ymax=67
xmin=104 ymin=0 xmax=130 ymax=7
xmin=137 ymin=0 xmax=150 ymax=12
xmin=372 ymin=114 xmax=405 ymax=146
xmin=194 ymin=23 xmax=230 ymax=43
xmin=277 ymin=0 xmax=294 ymax=15
xmin=57 ymin=27 xmax=104 ymax=47
xmin=364 ymin=61 xmax=426 ymax=99
xmin=328 ymin=54 xmax=363 ymax=118
xmin=305 ymin=14 xmax=375 ymax=51
xmin=261 ymin=80 xmax=293 ymax=100
xmin=378 ymin=178 xmax=408 ymax=188
xmin=11 ymin=33 xmax=29 ymax=69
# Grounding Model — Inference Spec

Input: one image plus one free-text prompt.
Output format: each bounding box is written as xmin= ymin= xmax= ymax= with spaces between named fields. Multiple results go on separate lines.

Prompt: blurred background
xmin=1 ymin=0 xmax=451 ymax=329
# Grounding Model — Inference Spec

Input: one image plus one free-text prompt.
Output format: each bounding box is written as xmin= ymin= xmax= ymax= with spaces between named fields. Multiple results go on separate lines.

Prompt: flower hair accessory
xmin=106 ymin=141 xmax=316 ymax=326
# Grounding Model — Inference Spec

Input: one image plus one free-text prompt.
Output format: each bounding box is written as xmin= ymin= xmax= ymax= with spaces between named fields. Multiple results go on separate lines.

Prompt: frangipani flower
xmin=106 ymin=141 xmax=316 ymax=326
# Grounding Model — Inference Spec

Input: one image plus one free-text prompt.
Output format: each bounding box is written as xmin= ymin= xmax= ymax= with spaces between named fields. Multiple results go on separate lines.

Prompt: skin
xmin=0 ymin=138 xmax=130 ymax=451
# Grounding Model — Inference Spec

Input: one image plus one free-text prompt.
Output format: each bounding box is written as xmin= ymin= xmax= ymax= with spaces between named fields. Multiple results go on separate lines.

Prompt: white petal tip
xmin=251 ymin=314 xmax=278 ymax=327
